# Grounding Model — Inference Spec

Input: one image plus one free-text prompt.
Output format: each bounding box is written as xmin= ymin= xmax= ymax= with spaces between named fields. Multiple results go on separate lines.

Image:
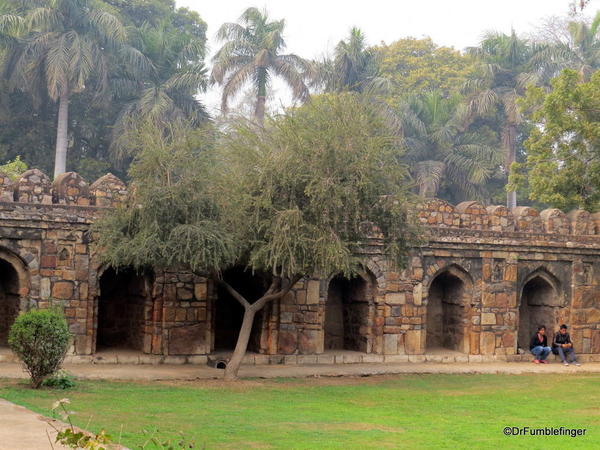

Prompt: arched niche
xmin=0 ymin=248 xmax=29 ymax=346
xmin=324 ymin=270 xmax=376 ymax=352
xmin=425 ymin=264 xmax=473 ymax=353
xmin=517 ymin=269 xmax=563 ymax=351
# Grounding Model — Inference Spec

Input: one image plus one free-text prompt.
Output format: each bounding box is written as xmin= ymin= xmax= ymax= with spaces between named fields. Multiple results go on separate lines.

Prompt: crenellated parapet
xmin=418 ymin=199 xmax=599 ymax=236
xmin=0 ymin=169 xmax=127 ymax=208
xmin=90 ymin=173 xmax=128 ymax=207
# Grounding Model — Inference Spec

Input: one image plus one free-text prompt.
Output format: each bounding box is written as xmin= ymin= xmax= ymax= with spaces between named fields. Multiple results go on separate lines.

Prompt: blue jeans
xmin=556 ymin=346 xmax=577 ymax=363
xmin=531 ymin=346 xmax=551 ymax=360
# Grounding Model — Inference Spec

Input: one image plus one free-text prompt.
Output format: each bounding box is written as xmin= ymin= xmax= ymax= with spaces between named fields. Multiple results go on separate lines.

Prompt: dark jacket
xmin=530 ymin=333 xmax=548 ymax=350
xmin=553 ymin=332 xmax=572 ymax=348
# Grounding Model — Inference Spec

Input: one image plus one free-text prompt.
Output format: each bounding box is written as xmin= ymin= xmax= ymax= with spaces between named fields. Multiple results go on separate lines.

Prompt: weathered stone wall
xmin=0 ymin=172 xmax=598 ymax=362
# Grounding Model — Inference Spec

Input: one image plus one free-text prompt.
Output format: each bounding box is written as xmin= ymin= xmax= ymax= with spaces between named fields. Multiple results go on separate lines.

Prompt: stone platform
xmin=3 ymin=347 xmax=600 ymax=367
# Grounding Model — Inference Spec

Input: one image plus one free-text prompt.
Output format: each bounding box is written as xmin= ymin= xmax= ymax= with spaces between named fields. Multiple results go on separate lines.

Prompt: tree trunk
xmin=219 ymin=274 xmax=300 ymax=380
xmin=254 ymin=95 xmax=266 ymax=125
xmin=503 ymin=123 xmax=517 ymax=209
xmin=54 ymin=91 xmax=69 ymax=178
xmin=254 ymin=68 xmax=267 ymax=125
xmin=223 ymin=306 xmax=256 ymax=381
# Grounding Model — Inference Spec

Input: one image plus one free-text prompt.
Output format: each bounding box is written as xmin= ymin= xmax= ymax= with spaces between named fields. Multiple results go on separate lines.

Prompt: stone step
xmin=2 ymin=351 xmax=599 ymax=367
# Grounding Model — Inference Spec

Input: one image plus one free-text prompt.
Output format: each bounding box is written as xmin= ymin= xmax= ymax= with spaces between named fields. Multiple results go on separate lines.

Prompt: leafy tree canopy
xmin=510 ymin=69 xmax=600 ymax=211
xmin=95 ymin=93 xmax=418 ymax=378
xmin=375 ymin=37 xmax=476 ymax=103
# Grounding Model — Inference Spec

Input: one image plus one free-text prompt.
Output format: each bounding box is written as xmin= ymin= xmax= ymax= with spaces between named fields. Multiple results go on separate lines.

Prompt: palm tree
xmin=110 ymin=20 xmax=209 ymax=162
xmin=533 ymin=12 xmax=600 ymax=81
xmin=312 ymin=27 xmax=383 ymax=93
xmin=0 ymin=0 xmax=128 ymax=177
xmin=211 ymin=7 xmax=310 ymax=124
xmin=465 ymin=31 xmax=540 ymax=208
xmin=400 ymin=90 xmax=501 ymax=201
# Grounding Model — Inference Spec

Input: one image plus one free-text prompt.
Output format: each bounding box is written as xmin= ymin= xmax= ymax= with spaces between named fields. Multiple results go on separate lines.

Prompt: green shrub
xmin=8 ymin=308 xmax=71 ymax=388
xmin=42 ymin=370 xmax=76 ymax=389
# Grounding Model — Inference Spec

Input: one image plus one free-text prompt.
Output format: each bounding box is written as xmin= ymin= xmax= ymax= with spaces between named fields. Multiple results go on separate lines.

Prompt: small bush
xmin=42 ymin=370 xmax=76 ymax=389
xmin=9 ymin=308 xmax=71 ymax=388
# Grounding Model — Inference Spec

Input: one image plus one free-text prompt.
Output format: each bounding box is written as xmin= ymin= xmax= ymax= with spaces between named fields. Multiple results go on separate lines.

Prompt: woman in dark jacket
xmin=530 ymin=325 xmax=552 ymax=364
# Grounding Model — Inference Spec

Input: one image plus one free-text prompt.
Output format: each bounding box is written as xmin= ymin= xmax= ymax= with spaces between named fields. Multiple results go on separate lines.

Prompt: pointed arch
xmin=324 ymin=268 xmax=377 ymax=353
xmin=517 ymin=266 xmax=564 ymax=350
xmin=425 ymin=263 xmax=473 ymax=353
xmin=0 ymin=247 xmax=29 ymax=346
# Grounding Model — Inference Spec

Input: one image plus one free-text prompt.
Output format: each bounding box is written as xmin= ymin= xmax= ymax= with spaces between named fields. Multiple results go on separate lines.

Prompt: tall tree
xmin=211 ymin=7 xmax=309 ymax=124
xmin=400 ymin=91 xmax=501 ymax=202
xmin=95 ymin=94 xmax=418 ymax=380
xmin=374 ymin=37 xmax=476 ymax=104
xmin=465 ymin=31 xmax=540 ymax=208
xmin=533 ymin=11 xmax=600 ymax=81
xmin=0 ymin=0 xmax=129 ymax=178
xmin=312 ymin=27 xmax=382 ymax=94
xmin=110 ymin=13 xmax=209 ymax=162
xmin=510 ymin=69 xmax=600 ymax=211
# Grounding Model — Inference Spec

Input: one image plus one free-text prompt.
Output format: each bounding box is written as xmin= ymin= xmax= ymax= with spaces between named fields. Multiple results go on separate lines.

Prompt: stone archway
xmin=518 ymin=271 xmax=562 ymax=351
xmin=96 ymin=267 xmax=152 ymax=352
xmin=324 ymin=272 xmax=375 ymax=352
xmin=425 ymin=266 xmax=472 ymax=353
xmin=0 ymin=259 xmax=21 ymax=345
xmin=0 ymin=249 xmax=29 ymax=347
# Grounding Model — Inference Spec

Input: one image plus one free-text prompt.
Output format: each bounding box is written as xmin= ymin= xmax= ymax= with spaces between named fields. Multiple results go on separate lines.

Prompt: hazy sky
xmin=177 ymin=0 xmax=594 ymax=113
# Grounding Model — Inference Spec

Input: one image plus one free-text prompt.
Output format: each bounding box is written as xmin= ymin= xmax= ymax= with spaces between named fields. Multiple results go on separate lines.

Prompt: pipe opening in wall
xmin=216 ymin=360 xmax=227 ymax=369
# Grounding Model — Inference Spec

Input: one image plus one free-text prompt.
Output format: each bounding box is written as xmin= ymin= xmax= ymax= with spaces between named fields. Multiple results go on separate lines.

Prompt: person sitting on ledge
xmin=530 ymin=325 xmax=552 ymax=364
xmin=553 ymin=324 xmax=581 ymax=366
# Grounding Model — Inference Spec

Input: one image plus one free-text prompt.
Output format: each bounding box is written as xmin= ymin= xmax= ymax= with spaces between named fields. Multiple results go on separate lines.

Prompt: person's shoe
xmin=563 ymin=361 xmax=569 ymax=366
xmin=541 ymin=360 xmax=549 ymax=364
xmin=533 ymin=359 xmax=540 ymax=364
xmin=575 ymin=362 xmax=581 ymax=366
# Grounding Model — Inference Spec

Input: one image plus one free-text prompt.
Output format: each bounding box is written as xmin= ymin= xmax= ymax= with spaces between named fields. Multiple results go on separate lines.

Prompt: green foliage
xmin=0 ymin=0 xmax=209 ymax=175
xmin=41 ymin=370 xmax=76 ymax=389
xmin=312 ymin=27 xmax=382 ymax=94
xmin=96 ymin=93 xmax=417 ymax=282
xmin=8 ymin=308 xmax=71 ymax=389
xmin=399 ymin=91 xmax=502 ymax=202
xmin=217 ymin=93 xmax=418 ymax=277
xmin=94 ymin=120 xmax=236 ymax=273
xmin=375 ymin=37 xmax=477 ymax=102
xmin=110 ymin=0 xmax=210 ymax=162
xmin=510 ymin=69 xmax=600 ymax=211
xmin=532 ymin=11 xmax=600 ymax=82
xmin=464 ymin=30 xmax=543 ymax=206
xmin=0 ymin=155 xmax=27 ymax=180
xmin=53 ymin=398 xmax=112 ymax=449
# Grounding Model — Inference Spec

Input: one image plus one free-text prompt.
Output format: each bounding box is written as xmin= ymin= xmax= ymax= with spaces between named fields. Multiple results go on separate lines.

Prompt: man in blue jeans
xmin=553 ymin=324 xmax=581 ymax=366
xmin=529 ymin=325 xmax=552 ymax=364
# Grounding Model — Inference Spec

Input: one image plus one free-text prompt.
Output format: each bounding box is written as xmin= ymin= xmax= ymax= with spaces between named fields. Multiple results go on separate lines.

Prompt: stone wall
xmin=0 ymin=170 xmax=598 ymax=362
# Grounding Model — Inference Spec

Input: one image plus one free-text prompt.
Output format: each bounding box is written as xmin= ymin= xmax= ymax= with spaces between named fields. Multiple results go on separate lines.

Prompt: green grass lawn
xmin=0 ymin=374 xmax=598 ymax=449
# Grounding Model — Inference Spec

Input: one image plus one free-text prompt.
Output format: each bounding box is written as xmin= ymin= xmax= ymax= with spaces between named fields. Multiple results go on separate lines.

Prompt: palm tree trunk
xmin=54 ymin=91 xmax=69 ymax=178
xmin=255 ymin=95 xmax=266 ymax=125
xmin=503 ymin=123 xmax=517 ymax=209
xmin=254 ymin=68 xmax=267 ymax=125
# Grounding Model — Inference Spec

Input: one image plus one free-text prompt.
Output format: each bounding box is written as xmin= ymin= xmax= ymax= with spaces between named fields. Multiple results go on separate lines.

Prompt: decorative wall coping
xmin=1 ymin=169 xmax=599 ymax=239
xmin=418 ymin=199 xmax=600 ymax=237
xmin=0 ymin=170 xmax=127 ymax=208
